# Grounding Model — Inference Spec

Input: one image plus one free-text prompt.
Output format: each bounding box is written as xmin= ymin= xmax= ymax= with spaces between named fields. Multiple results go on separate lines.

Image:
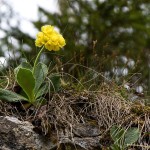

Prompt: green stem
xmin=33 ymin=46 xmax=44 ymax=72
xmin=29 ymin=92 xmax=35 ymax=104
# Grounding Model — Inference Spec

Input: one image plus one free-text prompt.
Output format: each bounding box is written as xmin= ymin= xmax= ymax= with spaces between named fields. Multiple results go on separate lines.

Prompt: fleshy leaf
xmin=124 ymin=128 xmax=140 ymax=146
xmin=16 ymin=68 xmax=35 ymax=102
xmin=0 ymin=88 xmax=28 ymax=102
xmin=33 ymin=62 xmax=48 ymax=94
xmin=34 ymin=97 xmax=47 ymax=106
xmin=111 ymin=144 xmax=121 ymax=150
xmin=35 ymin=83 xmax=49 ymax=99
xmin=14 ymin=61 xmax=32 ymax=76
xmin=110 ymin=126 xmax=125 ymax=146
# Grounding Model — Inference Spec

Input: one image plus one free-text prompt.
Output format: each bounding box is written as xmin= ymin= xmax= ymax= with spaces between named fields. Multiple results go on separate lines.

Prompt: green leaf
xmin=19 ymin=89 xmax=28 ymax=99
xmin=110 ymin=126 xmax=125 ymax=146
xmin=16 ymin=68 xmax=35 ymax=102
xmin=34 ymin=97 xmax=47 ymax=106
xmin=20 ymin=61 xmax=32 ymax=70
xmin=110 ymin=126 xmax=125 ymax=141
xmin=111 ymin=144 xmax=121 ymax=150
xmin=33 ymin=62 xmax=48 ymax=94
xmin=48 ymin=74 xmax=60 ymax=92
xmin=14 ymin=61 xmax=32 ymax=76
xmin=124 ymin=128 xmax=140 ymax=146
xmin=35 ymin=83 xmax=49 ymax=99
xmin=0 ymin=88 xmax=28 ymax=102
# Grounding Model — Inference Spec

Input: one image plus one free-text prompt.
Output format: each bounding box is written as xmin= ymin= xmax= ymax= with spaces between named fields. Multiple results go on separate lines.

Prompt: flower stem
xmin=33 ymin=46 xmax=44 ymax=72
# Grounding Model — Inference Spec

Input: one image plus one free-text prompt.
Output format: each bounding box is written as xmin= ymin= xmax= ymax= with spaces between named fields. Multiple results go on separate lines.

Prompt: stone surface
xmin=73 ymin=124 xmax=100 ymax=137
xmin=0 ymin=116 xmax=101 ymax=150
xmin=0 ymin=116 xmax=55 ymax=150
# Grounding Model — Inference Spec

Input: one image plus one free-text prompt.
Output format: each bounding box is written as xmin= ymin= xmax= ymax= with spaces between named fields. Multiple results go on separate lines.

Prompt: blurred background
xmin=0 ymin=0 xmax=150 ymax=96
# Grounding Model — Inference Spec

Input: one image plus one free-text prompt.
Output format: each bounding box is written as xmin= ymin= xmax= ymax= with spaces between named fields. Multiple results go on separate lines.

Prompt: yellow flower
xmin=35 ymin=25 xmax=66 ymax=51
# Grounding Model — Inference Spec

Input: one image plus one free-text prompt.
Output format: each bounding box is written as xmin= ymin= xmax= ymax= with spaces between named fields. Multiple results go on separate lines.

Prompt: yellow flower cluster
xmin=35 ymin=25 xmax=66 ymax=51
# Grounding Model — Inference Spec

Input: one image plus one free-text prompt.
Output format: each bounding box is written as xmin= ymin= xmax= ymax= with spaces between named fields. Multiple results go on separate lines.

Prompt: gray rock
xmin=59 ymin=128 xmax=101 ymax=150
xmin=59 ymin=136 xmax=101 ymax=150
xmin=73 ymin=124 xmax=100 ymax=137
xmin=0 ymin=116 xmax=101 ymax=150
xmin=0 ymin=116 xmax=56 ymax=150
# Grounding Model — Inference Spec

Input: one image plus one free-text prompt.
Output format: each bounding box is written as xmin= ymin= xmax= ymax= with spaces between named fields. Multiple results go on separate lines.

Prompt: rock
xmin=0 ymin=116 xmax=101 ymax=150
xmin=73 ymin=124 xmax=100 ymax=137
xmin=0 ymin=116 xmax=56 ymax=150
xmin=59 ymin=128 xmax=101 ymax=150
xmin=59 ymin=136 xmax=101 ymax=150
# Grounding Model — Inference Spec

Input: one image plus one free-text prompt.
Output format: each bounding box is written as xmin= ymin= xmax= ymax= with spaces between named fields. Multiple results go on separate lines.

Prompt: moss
xmin=131 ymin=103 xmax=150 ymax=116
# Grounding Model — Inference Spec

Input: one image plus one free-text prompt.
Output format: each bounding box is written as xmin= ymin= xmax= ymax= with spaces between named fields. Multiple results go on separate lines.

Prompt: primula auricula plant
xmin=0 ymin=25 xmax=66 ymax=106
